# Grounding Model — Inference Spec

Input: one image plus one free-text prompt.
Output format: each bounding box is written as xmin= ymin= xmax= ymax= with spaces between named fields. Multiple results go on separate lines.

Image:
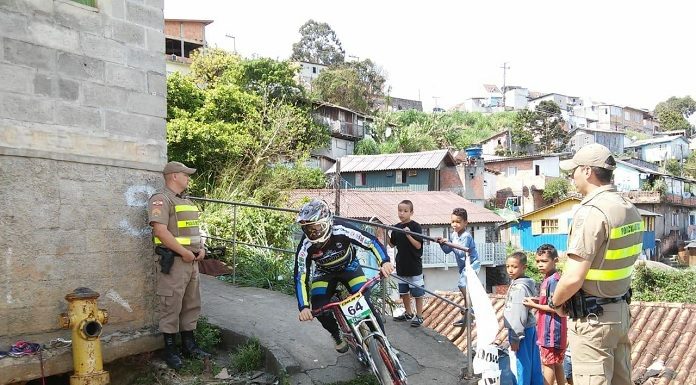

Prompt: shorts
xmin=540 ymin=346 xmax=566 ymax=365
xmin=397 ymin=274 xmax=425 ymax=298
xmin=457 ymin=264 xmax=481 ymax=289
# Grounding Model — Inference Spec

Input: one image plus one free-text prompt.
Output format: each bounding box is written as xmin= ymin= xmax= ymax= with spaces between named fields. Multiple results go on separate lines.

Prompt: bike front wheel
xmin=366 ymin=336 xmax=406 ymax=385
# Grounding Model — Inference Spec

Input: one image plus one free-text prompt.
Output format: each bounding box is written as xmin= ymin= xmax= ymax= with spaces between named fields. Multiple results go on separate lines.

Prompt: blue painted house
xmin=500 ymin=196 xmax=660 ymax=255
xmin=325 ymin=150 xmax=459 ymax=191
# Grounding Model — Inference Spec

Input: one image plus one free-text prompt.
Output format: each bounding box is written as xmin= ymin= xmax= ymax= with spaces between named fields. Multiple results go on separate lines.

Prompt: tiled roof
xmin=288 ymin=190 xmax=505 ymax=225
xmin=423 ymin=293 xmax=696 ymax=384
xmin=325 ymin=150 xmax=455 ymax=173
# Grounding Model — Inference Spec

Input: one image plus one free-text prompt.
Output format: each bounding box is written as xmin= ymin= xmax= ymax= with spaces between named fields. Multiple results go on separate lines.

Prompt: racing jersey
xmin=294 ymin=219 xmax=389 ymax=310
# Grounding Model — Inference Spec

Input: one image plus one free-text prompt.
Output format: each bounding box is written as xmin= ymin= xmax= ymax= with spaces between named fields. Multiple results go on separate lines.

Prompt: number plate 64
xmin=340 ymin=294 xmax=372 ymax=324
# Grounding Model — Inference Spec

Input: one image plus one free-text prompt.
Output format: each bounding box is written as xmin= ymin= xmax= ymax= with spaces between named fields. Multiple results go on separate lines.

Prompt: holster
xmin=155 ymin=246 xmax=178 ymax=274
xmin=564 ymin=290 xmax=604 ymax=319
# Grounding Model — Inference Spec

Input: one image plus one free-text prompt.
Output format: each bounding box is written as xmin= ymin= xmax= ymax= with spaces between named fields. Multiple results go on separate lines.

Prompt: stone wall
xmin=0 ymin=0 xmax=166 ymax=382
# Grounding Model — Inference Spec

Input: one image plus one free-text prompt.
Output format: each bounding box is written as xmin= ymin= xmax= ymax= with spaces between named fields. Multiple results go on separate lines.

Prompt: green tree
xmin=166 ymin=48 xmax=329 ymax=198
xmin=665 ymin=158 xmax=682 ymax=176
xmin=530 ymin=101 xmax=567 ymax=153
xmin=542 ymin=178 xmax=570 ymax=202
xmin=312 ymin=67 xmax=367 ymax=112
xmin=354 ymin=137 xmax=380 ymax=155
xmin=166 ymin=72 xmax=204 ymax=120
xmin=344 ymin=59 xmax=386 ymax=110
xmin=654 ymin=96 xmax=696 ymax=133
xmin=291 ymin=20 xmax=345 ymax=65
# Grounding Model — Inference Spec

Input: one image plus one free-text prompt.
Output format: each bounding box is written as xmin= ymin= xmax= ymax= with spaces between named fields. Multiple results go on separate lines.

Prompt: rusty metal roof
xmin=423 ymin=293 xmax=696 ymax=385
xmin=325 ymin=150 xmax=454 ymax=174
xmin=288 ymin=189 xmax=505 ymax=225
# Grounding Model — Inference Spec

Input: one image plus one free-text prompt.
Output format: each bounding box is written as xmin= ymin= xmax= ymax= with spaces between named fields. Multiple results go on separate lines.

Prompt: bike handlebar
xmin=311 ymin=274 xmax=382 ymax=316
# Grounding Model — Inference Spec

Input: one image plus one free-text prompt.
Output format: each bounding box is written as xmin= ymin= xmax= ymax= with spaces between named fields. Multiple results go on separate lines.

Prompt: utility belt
xmin=564 ymin=289 xmax=632 ymax=320
xmin=155 ymin=246 xmax=182 ymax=274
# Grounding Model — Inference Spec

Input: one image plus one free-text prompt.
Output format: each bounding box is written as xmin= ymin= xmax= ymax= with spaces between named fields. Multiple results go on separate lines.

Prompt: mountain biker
xmin=294 ymin=199 xmax=395 ymax=353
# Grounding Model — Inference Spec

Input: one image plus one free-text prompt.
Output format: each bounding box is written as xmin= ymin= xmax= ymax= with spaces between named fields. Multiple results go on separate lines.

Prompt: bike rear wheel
xmin=366 ymin=336 xmax=405 ymax=385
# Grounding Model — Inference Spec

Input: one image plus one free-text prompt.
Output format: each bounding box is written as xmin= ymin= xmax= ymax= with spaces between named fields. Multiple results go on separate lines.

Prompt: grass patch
xmin=230 ymin=338 xmax=264 ymax=373
xmin=326 ymin=375 xmax=379 ymax=385
xmin=194 ymin=316 xmax=222 ymax=352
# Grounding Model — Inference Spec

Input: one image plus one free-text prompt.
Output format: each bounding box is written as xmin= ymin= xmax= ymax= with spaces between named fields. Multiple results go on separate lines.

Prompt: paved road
xmin=200 ymin=275 xmax=473 ymax=384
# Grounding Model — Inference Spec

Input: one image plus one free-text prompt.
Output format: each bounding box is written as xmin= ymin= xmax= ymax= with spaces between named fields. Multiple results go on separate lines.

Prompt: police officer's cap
xmin=560 ymin=143 xmax=616 ymax=171
xmin=163 ymin=161 xmax=196 ymax=175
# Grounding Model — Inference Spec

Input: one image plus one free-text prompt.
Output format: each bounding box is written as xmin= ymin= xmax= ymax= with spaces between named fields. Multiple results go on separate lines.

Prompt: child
xmin=523 ymin=244 xmax=567 ymax=385
xmin=389 ymin=200 xmax=425 ymax=327
xmin=503 ymin=252 xmax=542 ymax=385
xmin=436 ymin=208 xmax=480 ymax=327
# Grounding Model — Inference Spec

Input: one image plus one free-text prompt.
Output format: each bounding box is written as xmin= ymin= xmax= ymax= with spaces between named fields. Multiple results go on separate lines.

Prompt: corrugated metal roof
xmin=422 ymin=293 xmax=696 ymax=385
xmin=288 ymin=189 xmax=505 ymax=225
xmin=326 ymin=150 xmax=454 ymax=173
xmin=625 ymin=135 xmax=688 ymax=148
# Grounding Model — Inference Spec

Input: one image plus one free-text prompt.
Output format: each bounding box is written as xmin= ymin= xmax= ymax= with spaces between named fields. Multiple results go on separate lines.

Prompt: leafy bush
xmin=219 ymin=246 xmax=295 ymax=295
xmin=194 ymin=316 xmax=222 ymax=352
xmin=542 ymin=178 xmax=570 ymax=202
xmin=230 ymin=338 xmax=264 ymax=373
xmin=631 ymin=263 xmax=696 ymax=303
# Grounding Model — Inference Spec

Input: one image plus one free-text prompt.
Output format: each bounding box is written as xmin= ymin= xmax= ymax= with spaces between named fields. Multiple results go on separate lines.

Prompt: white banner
xmin=477 ymin=369 xmax=501 ymax=385
xmin=473 ymin=344 xmax=500 ymax=373
xmin=466 ymin=256 xmax=497 ymax=345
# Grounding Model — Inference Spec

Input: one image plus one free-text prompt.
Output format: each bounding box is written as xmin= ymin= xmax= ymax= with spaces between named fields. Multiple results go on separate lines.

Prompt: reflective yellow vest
xmin=582 ymin=190 xmax=643 ymax=298
xmin=153 ymin=196 xmax=201 ymax=251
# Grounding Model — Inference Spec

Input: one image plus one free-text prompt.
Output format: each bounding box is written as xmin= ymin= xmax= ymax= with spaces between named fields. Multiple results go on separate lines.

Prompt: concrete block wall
xmin=0 ymin=0 xmax=166 ymax=382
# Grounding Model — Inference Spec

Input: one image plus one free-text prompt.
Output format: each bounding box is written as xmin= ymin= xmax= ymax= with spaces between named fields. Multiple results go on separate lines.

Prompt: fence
xmin=422 ymin=242 xmax=507 ymax=268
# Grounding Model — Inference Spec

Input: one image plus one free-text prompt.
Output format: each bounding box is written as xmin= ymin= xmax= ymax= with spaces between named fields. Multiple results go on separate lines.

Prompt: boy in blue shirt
xmin=437 ymin=207 xmax=480 ymax=327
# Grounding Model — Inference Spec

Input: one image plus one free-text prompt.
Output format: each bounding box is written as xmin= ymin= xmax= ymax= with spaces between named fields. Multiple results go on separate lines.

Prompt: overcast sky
xmin=164 ymin=0 xmax=695 ymax=112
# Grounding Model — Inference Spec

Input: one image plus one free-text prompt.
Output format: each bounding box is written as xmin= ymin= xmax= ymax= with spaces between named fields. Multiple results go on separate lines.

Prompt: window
xmin=508 ymin=166 xmax=517 ymax=176
xmin=672 ymin=212 xmax=679 ymax=226
xmin=312 ymin=67 xmax=317 ymax=74
xmin=535 ymin=165 xmax=540 ymax=176
xmin=395 ymin=170 xmax=407 ymax=184
xmin=541 ymin=219 xmax=559 ymax=233
xmin=355 ymin=173 xmax=366 ymax=186
xmin=690 ymin=215 xmax=696 ymax=226
xmin=643 ymin=216 xmax=655 ymax=231
xmin=71 ymin=0 xmax=96 ymax=6
xmin=408 ymin=170 xmax=418 ymax=177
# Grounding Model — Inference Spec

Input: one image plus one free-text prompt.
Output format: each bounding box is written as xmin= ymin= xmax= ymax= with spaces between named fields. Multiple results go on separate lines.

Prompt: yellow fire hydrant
xmin=59 ymin=287 xmax=110 ymax=385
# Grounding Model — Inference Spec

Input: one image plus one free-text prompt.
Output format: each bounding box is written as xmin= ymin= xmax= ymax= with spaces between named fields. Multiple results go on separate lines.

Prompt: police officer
xmin=550 ymin=144 xmax=641 ymax=385
xmin=148 ymin=161 xmax=210 ymax=369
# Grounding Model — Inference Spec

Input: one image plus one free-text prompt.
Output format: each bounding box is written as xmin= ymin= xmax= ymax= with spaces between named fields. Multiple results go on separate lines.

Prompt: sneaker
xmin=410 ymin=315 xmax=424 ymax=327
xmin=393 ymin=313 xmax=414 ymax=322
xmin=332 ymin=335 xmax=349 ymax=353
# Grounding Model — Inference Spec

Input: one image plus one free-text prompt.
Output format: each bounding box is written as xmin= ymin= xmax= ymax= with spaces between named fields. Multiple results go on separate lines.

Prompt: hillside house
xmin=164 ymin=19 xmax=212 ymax=75
xmin=616 ymin=160 xmax=696 ymax=244
xmin=568 ymin=127 xmax=626 ymax=154
xmin=499 ymin=196 xmax=660 ymax=257
xmin=294 ymin=61 xmax=327 ymax=92
xmin=326 ymin=150 xmax=460 ymax=192
xmin=625 ymin=135 xmax=690 ymax=163
xmin=483 ymin=154 xmax=564 ymax=214
xmin=288 ymin=190 xmax=506 ymax=292
xmin=310 ymin=102 xmax=372 ymax=171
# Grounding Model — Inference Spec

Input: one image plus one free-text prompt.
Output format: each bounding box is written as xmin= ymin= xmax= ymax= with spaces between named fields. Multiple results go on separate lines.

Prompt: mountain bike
xmin=313 ymin=275 xmax=408 ymax=385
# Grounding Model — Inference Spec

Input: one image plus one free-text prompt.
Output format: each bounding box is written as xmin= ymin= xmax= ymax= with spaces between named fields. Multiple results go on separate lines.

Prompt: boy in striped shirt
xmin=524 ymin=244 xmax=568 ymax=385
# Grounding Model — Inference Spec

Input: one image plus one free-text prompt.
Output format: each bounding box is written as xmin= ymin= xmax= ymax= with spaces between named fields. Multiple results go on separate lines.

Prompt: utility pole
xmin=334 ymin=159 xmax=341 ymax=215
xmin=433 ymin=96 xmax=440 ymax=112
xmin=225 ymin=34 xmax=236 ymax=53
xmin=500 ymin=62 xmax=510 ymax=108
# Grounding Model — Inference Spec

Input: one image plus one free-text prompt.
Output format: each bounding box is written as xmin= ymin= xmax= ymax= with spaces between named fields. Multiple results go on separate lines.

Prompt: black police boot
xmin=162 ymin=333 xmax=183 ymax=370
xmin=181 ymin=330 xmax=211 ymax=359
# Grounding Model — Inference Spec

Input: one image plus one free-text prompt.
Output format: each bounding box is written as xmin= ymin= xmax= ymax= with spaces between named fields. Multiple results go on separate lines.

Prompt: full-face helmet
xmin=296 ymin=199 xmax=333 ymax=244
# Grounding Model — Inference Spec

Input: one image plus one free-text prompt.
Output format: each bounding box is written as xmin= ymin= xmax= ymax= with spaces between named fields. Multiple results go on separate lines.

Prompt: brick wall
xmin=0 ymin=0 xmax=165 ymax=382
xmin=439 ymin=165 xmax=463 ymax=191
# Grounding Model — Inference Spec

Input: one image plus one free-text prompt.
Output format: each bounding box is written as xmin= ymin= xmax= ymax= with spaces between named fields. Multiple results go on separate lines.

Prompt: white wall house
xmin=504 ymin=88 xmax=529 ymax=110
xmin=625 ymin=136 xmax=690 ymax=163
xmin=295 ymin=61 xmax=327 ymax=91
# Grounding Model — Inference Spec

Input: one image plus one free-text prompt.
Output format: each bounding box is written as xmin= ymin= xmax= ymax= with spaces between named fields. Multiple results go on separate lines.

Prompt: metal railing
xmin=422 ymin=242 xmax=507 ymax=268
